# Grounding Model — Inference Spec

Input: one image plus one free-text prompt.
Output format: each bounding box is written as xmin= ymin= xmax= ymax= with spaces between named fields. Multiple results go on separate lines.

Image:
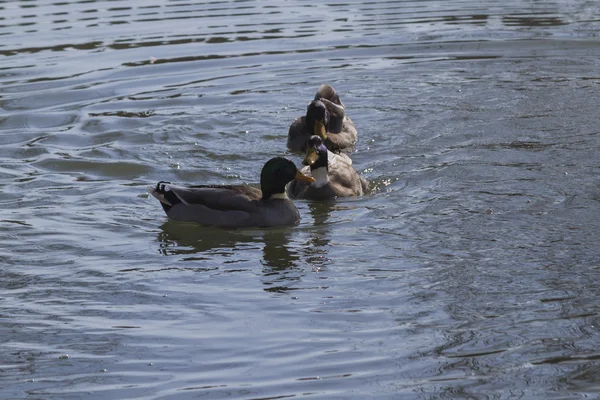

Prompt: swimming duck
xmin=149 ymin=157 xmax=315 ymax=228
xmin=287 ymin=136 xmax=368 ymax=200
xmin=287 ymin=84 xmax=358 ymax=154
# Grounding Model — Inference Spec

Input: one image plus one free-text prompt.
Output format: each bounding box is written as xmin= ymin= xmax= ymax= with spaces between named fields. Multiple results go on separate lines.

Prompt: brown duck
xmin=287 ymin=84 xmax=358 ymax=154
xmin=287 ymin=136 xmax=368 ymax=200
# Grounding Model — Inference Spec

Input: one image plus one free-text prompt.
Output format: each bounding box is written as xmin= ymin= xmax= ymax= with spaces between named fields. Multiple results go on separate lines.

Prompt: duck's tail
xmin=148 ymin=182 xmax=178 ymax=213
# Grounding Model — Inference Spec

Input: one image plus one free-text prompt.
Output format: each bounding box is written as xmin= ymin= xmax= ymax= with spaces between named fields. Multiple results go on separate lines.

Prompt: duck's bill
xmin=294 ymin=170 xmax=316 ymax=183
xmin=302 ymin=148 xmax=319 ymax=166
xmin=313 ymin=120 xmax=327 ymax=141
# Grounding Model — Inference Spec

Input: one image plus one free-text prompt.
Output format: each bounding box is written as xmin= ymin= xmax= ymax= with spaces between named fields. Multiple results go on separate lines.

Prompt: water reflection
xmin=261 ymin=230 xmax=299 ymax=271
xmin=156 ymin=220 xmax=301 ymax=267
xmin=154 ymin=202 xmax=337 ymax=268
xmin=302 ymin=201 xmax=336 ymax=271
xmin=261 ymin=230 xmax=302 ymax=293
xmin=156 ymin=220 xmax=308 ymax=292
xmin=307 ymin=200 xmax=334 ymax=227
xmin=503 ymin=16 xmax=567 ymax=27
xmin=260 ymin=202 xmax=339 ymax=292
xmin=153 ymin=206 xmax=339 ymax=292
xmin=156 ymin=220 xmax=260 ymax=256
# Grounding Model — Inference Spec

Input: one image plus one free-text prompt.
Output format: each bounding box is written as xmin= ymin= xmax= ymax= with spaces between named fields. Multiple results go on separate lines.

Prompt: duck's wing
xmin=319 ymin=98 xmax=346 ymax=134
xmin=325 ymin=124 xmax=357 ymax=154
xmin=327 ymin=161 xmax=366 ymax=197
xmin=149 ymin=182 xmax=262 ymax=214
xmin=287 ymin=116 xmax=309 ymax=153
xmin=328 ymin=149 xmax=352 ymax=166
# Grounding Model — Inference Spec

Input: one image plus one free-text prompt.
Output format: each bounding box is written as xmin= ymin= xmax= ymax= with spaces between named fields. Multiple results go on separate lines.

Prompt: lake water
xmin=1 ymin=0 xmax=600 ymax=398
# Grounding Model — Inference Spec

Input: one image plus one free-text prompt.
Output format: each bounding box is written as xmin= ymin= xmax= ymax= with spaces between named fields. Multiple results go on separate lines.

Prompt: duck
xmin=149 ymin=157 xmax=315 ymax=228
xmin=287 ymin=84 xmax=358 ymax=154
xmin=287 ymin=135 xmax=369 ymax=200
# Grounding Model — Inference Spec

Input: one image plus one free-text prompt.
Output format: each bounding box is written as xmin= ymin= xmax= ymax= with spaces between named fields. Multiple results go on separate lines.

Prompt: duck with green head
xmin=287 ymin=136 xmax=368 ymax=200
xmin=149 ymin=157 xmax=315 ymax=227
xmin=287 ymin=84 xmax=358 ymax=155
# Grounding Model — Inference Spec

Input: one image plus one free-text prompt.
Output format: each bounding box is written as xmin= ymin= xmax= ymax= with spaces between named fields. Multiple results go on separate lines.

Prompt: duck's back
xmin=169 ymin=184 xmax=260 ymax=208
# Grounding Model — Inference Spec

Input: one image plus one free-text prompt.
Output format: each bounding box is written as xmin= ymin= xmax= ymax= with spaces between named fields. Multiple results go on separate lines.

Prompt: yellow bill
xmin=302 ymin=147 xmax=319 ymax=166
xmin=313 ymin=119 xmax=327 ymax=140
xmin=295 ymin=169 xmax=315 ymax=183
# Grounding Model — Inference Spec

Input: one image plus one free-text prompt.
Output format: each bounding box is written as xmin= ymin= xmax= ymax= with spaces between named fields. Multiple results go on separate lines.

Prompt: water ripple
xmin=1 ymin=0 xmax=600 ymax=399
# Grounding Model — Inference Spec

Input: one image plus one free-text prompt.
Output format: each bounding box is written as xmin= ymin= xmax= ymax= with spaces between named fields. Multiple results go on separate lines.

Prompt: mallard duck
xmin=287 ymin=136 xmax=369 ymax=200
xmin=287 ymin=84 xmax=358 ymax=154
xmin=149 ymin=157 xmax=315 ymax=228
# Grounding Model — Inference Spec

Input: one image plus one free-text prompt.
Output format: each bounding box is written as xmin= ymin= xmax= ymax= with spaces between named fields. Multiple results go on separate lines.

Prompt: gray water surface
xmin=1 ymin=1 xmax=600 ymax=399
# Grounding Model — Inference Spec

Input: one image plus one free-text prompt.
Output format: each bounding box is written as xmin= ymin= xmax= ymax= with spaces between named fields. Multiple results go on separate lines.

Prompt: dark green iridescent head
xmin=260 ymin=157 xmax=315 ymax=200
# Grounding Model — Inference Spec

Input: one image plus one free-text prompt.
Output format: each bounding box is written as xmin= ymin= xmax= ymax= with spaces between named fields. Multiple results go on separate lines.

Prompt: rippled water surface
xmin=2 ymin=0 xmax=600 ymax=398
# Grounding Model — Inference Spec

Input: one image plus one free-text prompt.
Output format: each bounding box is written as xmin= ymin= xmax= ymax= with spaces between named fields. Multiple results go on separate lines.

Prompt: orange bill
xmin=294 ymin=169 xmax=315 ymax=183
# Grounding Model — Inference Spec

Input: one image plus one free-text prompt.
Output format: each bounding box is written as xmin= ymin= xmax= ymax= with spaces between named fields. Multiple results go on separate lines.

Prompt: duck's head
xmin=314 ymin=84 xmax=343 ymax=107
xmin=260 ymin=157 xmax=315 ymax=200
xmin=302 ymin=135 xmax=329 ymax=170
xmin=305 ymin=100 xmax=329 ymax=141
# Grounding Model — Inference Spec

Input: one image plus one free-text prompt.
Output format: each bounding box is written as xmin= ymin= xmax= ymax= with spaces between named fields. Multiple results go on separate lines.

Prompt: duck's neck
xmin=270 ymin=192 xmax=288 ymax=200
xmin=261 ymin=176 xmax=289 ymax=201
xmin=310 ymin=166 xmax=329 ymax=188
